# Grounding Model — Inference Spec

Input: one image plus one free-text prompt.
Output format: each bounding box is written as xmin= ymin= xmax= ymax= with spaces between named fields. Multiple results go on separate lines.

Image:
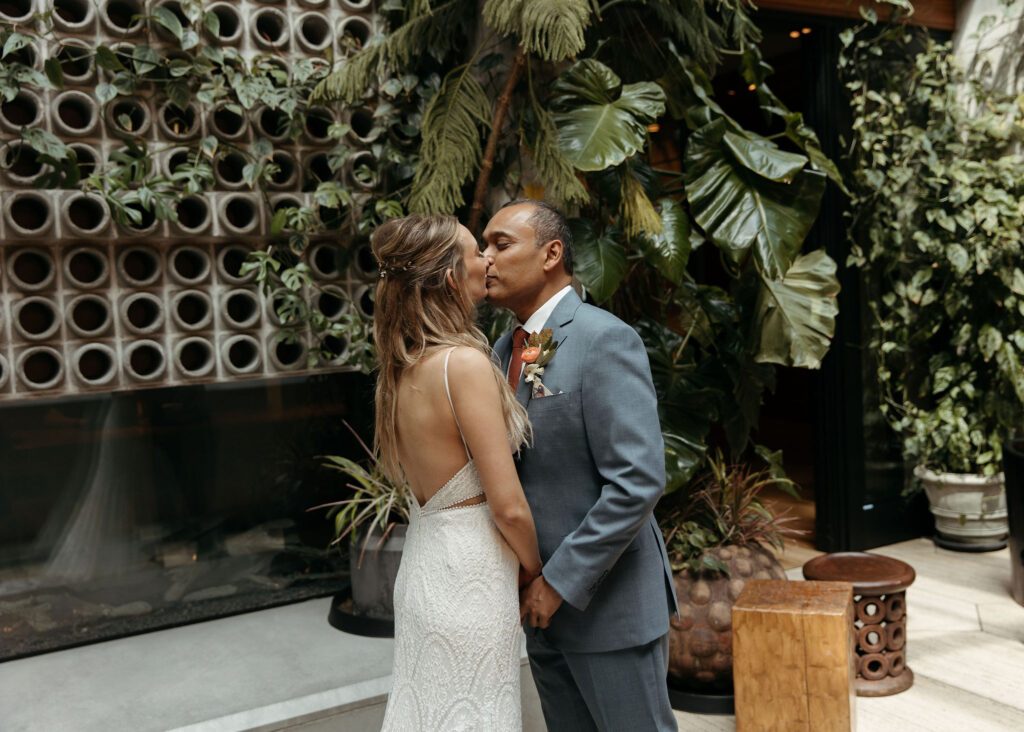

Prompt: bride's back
xmin=394 ymin=348 xmax=473 ymax=507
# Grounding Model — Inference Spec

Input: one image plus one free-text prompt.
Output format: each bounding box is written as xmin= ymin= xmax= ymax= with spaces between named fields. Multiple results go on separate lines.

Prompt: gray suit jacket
xmin=495 ymin=290 xmax=678 ymax=653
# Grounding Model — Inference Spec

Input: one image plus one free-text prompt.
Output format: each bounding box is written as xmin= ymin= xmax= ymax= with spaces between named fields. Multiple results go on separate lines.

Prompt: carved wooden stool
xmin=803 ymin=552 xmax=915 ymax=696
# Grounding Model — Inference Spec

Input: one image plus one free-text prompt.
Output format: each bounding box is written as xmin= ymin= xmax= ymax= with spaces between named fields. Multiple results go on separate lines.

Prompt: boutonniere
xmin=522 ymin=329 xmax=562 ymax=399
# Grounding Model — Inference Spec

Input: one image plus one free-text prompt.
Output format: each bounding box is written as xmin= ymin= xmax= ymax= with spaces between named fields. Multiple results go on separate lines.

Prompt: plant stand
xmin=327 ymin=590 xmax=395 ymax=638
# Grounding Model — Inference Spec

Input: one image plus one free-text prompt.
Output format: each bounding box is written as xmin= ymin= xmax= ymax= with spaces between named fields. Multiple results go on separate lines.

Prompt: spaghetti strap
xmin=443 ymin=347 xmax=472 ymax=460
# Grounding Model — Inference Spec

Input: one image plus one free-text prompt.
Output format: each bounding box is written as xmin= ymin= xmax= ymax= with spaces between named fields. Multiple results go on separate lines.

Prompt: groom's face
xmin=481 ymin=204 xmax=547 ymax=314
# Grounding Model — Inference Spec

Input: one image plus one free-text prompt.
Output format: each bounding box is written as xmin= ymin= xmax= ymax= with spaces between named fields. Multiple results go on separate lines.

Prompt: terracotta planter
xmin=914 ymin=465 xmax=1008 ymax=551
xmin=668 ymin=544 xmax=787 ymax=693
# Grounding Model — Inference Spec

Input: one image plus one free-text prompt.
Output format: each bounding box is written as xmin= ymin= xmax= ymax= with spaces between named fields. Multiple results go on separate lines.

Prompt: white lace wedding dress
xmin=380 ymin=348 xmax=522 ymax=731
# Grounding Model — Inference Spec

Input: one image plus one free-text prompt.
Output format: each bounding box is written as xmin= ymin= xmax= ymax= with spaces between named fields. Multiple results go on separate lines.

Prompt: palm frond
xmin=310 ymin=0 xmax=466 ymax=104
xmin=408 ymin=64 xmax=492 ymax=213
xmin=530 ymin=106 xmax=589 ymax=208
xmin=521 ymin=0 xmax=591 ymax=61
xmin=484 ymin=0 xmax=589 ymax=61
xmin=619 ymin=167 xmax=662 ymax=239
xmin=482 ymin=0 xmax=524 ymax=38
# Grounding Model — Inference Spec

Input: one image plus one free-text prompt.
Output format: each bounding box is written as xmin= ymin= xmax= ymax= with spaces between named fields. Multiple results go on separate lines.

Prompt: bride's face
xmin=457 ymin=224 xmax=489 ymax=304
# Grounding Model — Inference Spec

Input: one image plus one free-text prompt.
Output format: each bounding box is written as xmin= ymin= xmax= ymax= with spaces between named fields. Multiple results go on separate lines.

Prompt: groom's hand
xmin=519 ymin=574 xmax=563 ymax=629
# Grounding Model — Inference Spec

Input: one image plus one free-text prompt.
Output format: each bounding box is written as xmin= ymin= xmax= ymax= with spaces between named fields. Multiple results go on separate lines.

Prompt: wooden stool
xmin=803 ymin=552 xmax=915 ymax=697
xmin=733 ymin=579 xmax=855 ymax=732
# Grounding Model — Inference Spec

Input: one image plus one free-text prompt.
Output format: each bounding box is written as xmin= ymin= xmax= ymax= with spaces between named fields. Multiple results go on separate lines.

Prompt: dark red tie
xmin=507 ymin=327 xmax=528 ymax=393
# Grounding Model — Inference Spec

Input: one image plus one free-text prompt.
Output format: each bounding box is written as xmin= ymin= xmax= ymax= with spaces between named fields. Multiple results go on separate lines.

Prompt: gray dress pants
xmin=526 ymin=631 xmax=677 ymax=732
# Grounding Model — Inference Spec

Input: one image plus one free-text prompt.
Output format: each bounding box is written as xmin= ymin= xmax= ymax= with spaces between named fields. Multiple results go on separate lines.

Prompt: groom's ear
xmin=541 ymin=240 xmax=564 ymax=272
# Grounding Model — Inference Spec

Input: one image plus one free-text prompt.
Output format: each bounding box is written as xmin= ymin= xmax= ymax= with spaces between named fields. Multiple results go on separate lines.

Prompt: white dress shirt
xmin=507 ymin=285 xmax=573 ymax=383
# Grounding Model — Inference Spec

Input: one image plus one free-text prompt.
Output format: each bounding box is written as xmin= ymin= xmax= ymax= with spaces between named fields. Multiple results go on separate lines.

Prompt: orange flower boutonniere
xmin=523 ymin=329 xmax=562 ymax=399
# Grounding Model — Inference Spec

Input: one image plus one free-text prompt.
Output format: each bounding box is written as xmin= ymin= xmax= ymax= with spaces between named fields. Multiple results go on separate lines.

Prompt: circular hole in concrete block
xmin=16 ymin=298 xmax=58 ymax=339
xmin=211 ymin=103 xmax=246 ymax=138
xmin=19 ymin=347 xmax=63 ymax=389
xmin=110 ymin=98 xmax=149 ymax=134
xmin=123 ymin=293 xmax=163 ymax=333
xmin=298 ymin=13 xmax=332 ymax=50
xmin=55 ymin=42 xmax=93 ymax=81
xmin=67 ymin=195 xmax=108 ymax=234
xmin=53 ymin=0 xmax=92 ymax=26
xmin=208 ymin=2 xmax=242 ymax=42
xmin=175 ymin=195 xmax=211 ymax=233
xmin=317 ymin=288 xmax=346 ymax=319
xmin=349 ymin=107 xmax=376 ymax=142
xmin=68 ymin=295 xmax=111 ymax=336
xmin=173 ymin=291 xmax=212 ymax=330
xmin=68 ymin=143 xmax=98 ymax=179
xmin=3 ymin=142 xmax=44 ymax=180
xmin=217 ymin=244 xmax=255 ymax=284
xmin=0 ymin=354 xmax=7 ymax=390
xmin=10 ymin=193 xmax=52 ymax=233
xmin=0 ymin=0 xmax=35 ymax=22
xmin=166 ymin=148 xmax=190 ymax=176
xmin=349 ymin=151 xmax=379 ymax=189
xmin=224 ymin=196 xmax=258 ymax=232
xmin=224 ymin=335 xmax=261 ymax=374
xmin=170 ymin=246 xmax=210 ymax=285
xmin=102 ymin=0 xmax=144 ymax=33
xmin=224 ymin=289 xmax=260 ymax=328
xmin=122 ymin=201 xmax=157 ymax=232
xmin=65 ymin=247 xmax=108 ymax=289
xmin=303 ymin=152 xmax=332 ymax=191
xmin=119 ymin=247 xmax=160 ymax=286
xmin=268 ymin=151 xmax=298 ymax=188
xmin=304 ymin=107 xmax=333 ymax=142
xmin=358 ymin=287 xmax=374 ymax=318
xmin=310 ymin=244 xmax=340 ymax=278
xmin=1 ymin=90 xmax=41 ymax=128
xmin=257 ymin=107 xmax=290 ymax=140
xmin=354 ymin=241 xmax=377 ymax=277
xmin=9 ymin=248 xmax=55 ymax=290
xmin=55 ymin=91 xmax=97 ymax=134
xmin=176 ymin=337 xmax=215 ymax=376
xmin=215 ymin=151 xmax=246 ymax=187
xmin=126 ymin=340 xmax=165 ymax=380
xmin=338 ymin=16 xmax=371 ymax=51
xmin=75 ymin=345 xmax=116 ymax=385
xmin=160 ymin=102 xmax=199 ymax=138
xmin=322 ymin=334 xmax=348 ymax=362
xmin=253 ymin=7 xmax=289 ymax=48
xmin=317 ymin=204 xmax=346 ymax=231
xmin=274 ymin=339 xmax=304 ymax=368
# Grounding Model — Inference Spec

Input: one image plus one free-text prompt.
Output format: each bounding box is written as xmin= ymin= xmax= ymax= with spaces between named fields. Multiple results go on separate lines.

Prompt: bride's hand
xmin=518 ymin=564 xmax=540 ymax=589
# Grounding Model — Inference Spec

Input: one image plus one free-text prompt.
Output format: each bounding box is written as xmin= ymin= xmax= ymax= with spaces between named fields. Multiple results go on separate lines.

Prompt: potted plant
xmin=311 ymin=423 xmax=411 ymax=635
xmin=843 ymin=17 xmax=1024 ymax=550
xmin=657 ymin=453 xmax=800 ymax=709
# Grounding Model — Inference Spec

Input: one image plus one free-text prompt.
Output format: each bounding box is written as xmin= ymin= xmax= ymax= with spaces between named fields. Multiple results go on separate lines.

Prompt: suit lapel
xmin=514 ymin=289 xmax=583 ymax=408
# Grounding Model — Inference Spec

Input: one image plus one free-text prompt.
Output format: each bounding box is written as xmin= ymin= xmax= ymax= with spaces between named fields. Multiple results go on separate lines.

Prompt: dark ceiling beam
xmin=754 ymin=0 xmax=955 ymax=31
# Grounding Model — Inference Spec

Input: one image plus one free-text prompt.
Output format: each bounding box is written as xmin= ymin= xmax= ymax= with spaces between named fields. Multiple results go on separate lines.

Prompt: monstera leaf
xmin=639 ymin=198 xmax=692 ymax=285
xmin=551 ymin=59 xmax=666 ymax=171
xmin=685 ymin=118 xmax=827 ymax=279
xmin=570 ymin=218 xmax=627 ymax=303
xmin=754 ymin=249 xmax=840 ymax=369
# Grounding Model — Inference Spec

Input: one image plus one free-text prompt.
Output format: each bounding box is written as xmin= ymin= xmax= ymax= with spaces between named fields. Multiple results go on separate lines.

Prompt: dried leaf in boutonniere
xmin=523 ymin=329 xmax=562 ymax=398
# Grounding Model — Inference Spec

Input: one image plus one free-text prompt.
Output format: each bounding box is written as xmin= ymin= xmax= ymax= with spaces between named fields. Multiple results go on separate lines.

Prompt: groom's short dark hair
xmin=498 ymin=199 xmax=574 ymax=275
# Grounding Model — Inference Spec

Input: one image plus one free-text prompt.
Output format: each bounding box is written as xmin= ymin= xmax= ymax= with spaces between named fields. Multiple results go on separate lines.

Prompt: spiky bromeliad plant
xmin=310 ymin=423 xmax=411 ymax=565
xmin=300 ymin=1 xmax=844 ymax=490
xmin=658 ymin=453 xmax=802 ymax=575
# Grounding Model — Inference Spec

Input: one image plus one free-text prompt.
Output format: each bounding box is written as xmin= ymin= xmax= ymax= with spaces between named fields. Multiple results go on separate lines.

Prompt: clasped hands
xmin=518 ymin=565 xmax=562 ymax=629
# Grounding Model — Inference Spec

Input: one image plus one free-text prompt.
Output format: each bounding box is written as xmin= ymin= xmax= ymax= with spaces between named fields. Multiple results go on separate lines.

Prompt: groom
xmin=483 ymin=200 xmax=678 ymax=731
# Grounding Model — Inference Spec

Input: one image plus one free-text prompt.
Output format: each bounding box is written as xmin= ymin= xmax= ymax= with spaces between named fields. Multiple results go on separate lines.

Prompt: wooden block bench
xmin=732 ymin=579 xmax=856 ymax=732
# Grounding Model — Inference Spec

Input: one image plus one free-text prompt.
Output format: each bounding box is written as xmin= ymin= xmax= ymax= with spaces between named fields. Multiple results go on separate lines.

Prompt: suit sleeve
xmin=541 ymin=318 xmax=665 ymax=611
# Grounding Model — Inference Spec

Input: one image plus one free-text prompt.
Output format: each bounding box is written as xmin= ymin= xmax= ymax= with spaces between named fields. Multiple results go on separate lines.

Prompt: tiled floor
xmin=673 ymin=538 xmax=1024 ymax=731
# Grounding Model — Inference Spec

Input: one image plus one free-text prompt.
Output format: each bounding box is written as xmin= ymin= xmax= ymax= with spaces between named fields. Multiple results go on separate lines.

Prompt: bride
xmin=372 ymin=214 xmax=542 ymax=731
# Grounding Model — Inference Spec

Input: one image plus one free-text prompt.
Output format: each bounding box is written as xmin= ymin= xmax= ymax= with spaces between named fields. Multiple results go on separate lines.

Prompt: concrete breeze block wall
xmin=0 ymin=0 xmax=379 ymax=401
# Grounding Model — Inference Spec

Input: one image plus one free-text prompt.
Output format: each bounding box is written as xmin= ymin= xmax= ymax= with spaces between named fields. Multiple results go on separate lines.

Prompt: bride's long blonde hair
xmin=371 ymin=214 xmax=530 ymax=484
